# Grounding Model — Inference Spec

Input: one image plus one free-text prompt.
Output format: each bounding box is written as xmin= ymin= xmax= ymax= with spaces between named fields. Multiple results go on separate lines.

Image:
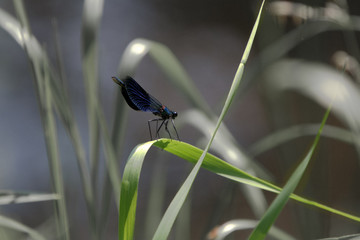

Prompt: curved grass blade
xmin=119 ymin=141 xmax=156 ymax=240
xmin=248 ymin=105 xmax=331 ymax=239
xmin=118 ymin=138 xmax=360 ymax=240
xmin=0 ymin=214 xmax=46 ymax=240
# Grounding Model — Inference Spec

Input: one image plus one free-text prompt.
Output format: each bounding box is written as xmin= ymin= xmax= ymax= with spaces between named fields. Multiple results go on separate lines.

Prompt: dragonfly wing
xmin=121 ymin=87 xmax=141 ymax=111
xmin=147 ymin=93 xmax=164 ymax=113
xmin=124 ymin=77 xmax=162 ymax=113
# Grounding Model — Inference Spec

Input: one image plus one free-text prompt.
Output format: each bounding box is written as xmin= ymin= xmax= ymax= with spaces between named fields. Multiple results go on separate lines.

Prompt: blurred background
xmin=1 ymin=0 xmax=360 ymax=239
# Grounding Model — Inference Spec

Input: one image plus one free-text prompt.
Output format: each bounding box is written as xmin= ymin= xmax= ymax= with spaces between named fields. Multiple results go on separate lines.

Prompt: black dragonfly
xmin=112 ymin=76 xmax=180 ymax=140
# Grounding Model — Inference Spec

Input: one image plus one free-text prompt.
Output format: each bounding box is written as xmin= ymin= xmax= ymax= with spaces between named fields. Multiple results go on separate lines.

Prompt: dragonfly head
xmin=172 ymin=111 xmax=178 ymax=119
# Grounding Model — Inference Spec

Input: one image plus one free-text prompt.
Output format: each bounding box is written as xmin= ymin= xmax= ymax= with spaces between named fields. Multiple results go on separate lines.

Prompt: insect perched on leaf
xmin=112 ymin=76 xmax=180 ymax=140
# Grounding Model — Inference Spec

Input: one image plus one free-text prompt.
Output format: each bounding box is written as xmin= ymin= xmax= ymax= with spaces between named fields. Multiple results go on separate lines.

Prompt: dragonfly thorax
xmin=155 ymin=106 xmax=178 ymax=120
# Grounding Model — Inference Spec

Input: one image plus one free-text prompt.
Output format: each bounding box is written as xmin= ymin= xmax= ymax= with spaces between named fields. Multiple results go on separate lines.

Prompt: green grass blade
xmin=248 ymin=106 xmax=331 ymax=239
xmin=0 ymin=215 xmax=46 ymax=240
xmin=152 ymin=1 xmax=265 ymax=239
xmin=118 ymin=138 xmax=360 ymax=240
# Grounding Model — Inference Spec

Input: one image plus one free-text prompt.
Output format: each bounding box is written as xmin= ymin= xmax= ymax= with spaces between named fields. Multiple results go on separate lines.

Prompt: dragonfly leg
xmin=164 ymin=120 xmax=172 ymax=140
xmin=148 ymin=119 xmax=154 ymax=140
xmin=171 ymin=118 xmax=180 ymax=141
xmin=148 ymin=118 xmax=162 ymax=140
xmin=155 ymin=119 xmax=159 ymax=139
xmin=156 ymin=119 xmax=166 ymax=139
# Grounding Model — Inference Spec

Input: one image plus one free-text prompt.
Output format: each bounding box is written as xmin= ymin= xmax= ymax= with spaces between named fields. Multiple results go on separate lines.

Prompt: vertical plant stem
xmin=43 ymin=56 xmax=70 ymax=240
xmin=81 ymin=0 xmax=105 ymax=206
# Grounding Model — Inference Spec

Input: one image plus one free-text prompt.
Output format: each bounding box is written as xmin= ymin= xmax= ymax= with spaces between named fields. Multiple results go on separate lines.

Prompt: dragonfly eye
xmin=172 ymin=111 xmax=178 ymax=118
